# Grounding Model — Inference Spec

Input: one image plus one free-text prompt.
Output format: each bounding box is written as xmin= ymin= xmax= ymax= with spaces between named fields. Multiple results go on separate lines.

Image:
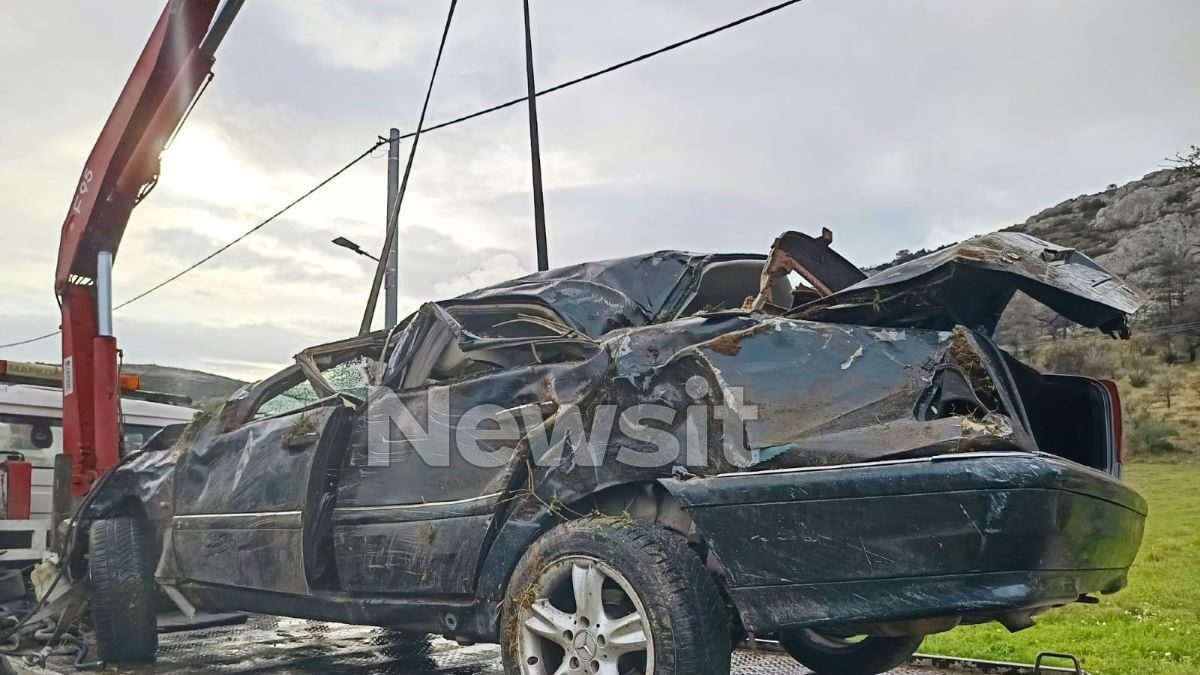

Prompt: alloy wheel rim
xmin=517 ymin=555 xmax=654 ymax=675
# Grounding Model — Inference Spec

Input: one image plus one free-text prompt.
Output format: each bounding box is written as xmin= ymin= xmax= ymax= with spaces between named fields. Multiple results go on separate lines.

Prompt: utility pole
xmin=384 ymin=127 xmax=400 ymax=328
xmin=359 ymin=2 xmax=457 ymax=336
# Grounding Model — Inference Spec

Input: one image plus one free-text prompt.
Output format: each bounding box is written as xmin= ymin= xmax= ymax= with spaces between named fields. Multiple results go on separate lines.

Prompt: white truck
xmin=0 ymin=360 xmax=196 ymax=564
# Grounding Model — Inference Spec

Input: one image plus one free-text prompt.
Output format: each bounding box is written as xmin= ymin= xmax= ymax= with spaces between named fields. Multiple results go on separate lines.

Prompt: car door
xmin=171 ymin=335 xmax=381 ymax=595
xmin=332 ymin=302 xmax=603 ymax=596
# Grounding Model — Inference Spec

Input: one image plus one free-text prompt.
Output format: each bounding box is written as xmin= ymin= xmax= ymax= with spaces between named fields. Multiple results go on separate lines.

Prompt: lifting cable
xmin=0 ymin=0 xmax=807 ymax=349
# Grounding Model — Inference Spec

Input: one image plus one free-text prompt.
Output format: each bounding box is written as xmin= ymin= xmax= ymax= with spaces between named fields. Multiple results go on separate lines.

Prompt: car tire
xmin=88 ymin=516 xmax=158 ymax=662
xmin=778 ymin=628 xmax=922 ymax=675
xmin=501 ymin=517 xmax=731 ymax=675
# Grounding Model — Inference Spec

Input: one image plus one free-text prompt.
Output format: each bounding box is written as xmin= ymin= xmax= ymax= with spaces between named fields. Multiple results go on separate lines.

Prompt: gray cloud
xmin=2 ymin=0 xmax=1198 ymax=379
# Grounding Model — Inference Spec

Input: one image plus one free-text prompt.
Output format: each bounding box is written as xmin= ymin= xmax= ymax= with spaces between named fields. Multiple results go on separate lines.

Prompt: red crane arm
xmin=56 ymin=0 xmax=219 ymax=287
xmin=55 ymin=0 xmax=230 ymax=495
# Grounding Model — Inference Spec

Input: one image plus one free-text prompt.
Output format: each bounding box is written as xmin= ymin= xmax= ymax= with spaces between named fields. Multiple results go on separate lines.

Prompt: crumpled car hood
xmin=791 ymin=232 xmax=1147 ymax=336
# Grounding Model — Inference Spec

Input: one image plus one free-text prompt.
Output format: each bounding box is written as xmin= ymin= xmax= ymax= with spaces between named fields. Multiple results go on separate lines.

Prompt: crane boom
xmin=55 ymin=0 xmax=239 ymax=495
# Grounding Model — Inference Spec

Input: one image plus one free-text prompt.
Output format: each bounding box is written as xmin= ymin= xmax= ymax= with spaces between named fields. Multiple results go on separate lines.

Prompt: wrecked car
xmin=76 ymin=230 xmax=1147 ymax=675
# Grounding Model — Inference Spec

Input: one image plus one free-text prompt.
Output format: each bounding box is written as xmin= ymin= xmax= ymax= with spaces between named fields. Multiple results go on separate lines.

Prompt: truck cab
xmin=0 ymin=359 xmax=196 ymax=565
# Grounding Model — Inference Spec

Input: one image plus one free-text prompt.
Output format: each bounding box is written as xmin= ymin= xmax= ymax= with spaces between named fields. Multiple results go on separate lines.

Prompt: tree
xmin=1132 ymin=222 xmax=1200 ymax=361
xmin=1154 ymin=366 xmax=1179 ymax=409
xmin=1033 ymin=309 xmax=1071 ymax=340
xmin=1178 ymin=290 xmax=1200 ymax=363
xmin=1167 ymin=144 xmax=1200 ymax=177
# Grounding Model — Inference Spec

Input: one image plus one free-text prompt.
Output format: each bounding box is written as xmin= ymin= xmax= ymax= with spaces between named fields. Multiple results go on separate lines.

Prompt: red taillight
xmin=1098 ymin=379 xmax=1123 ymax=465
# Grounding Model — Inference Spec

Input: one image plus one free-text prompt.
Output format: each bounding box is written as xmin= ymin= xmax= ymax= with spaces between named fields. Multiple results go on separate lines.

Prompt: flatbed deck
xmin=2 ymin=615 xmax=1083 ymax=675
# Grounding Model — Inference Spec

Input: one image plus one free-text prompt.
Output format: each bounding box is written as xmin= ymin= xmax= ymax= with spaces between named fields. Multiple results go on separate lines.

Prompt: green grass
xmin=922 ymin=463 xmax=1200 ymax=675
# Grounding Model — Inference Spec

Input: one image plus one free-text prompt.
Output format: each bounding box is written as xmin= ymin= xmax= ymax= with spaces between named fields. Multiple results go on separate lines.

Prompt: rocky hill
xmin=1003 ymin=167 xmax=1200 ymax=278
xmin=862 ymin=164 xmax=1200 ymax=357
xmin=991 ymin=167 xmax=1200 ymax=348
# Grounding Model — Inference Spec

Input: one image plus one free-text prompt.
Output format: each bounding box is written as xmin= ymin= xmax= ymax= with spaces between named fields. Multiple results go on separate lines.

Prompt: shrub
xmin=1126 ymin=408 xmax=1180 ymax=456
xmin=1128 ymin=371 xmax=1150 ymax=388
xmin=1038 ymin=341 xmax=1112 ymax=378
xmin=1129 ymin=336 xmax=1158 ymax=357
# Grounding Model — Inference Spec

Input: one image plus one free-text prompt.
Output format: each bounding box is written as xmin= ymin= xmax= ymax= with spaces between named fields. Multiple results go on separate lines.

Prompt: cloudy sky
xmin=2 ymin=1 xmax=1198 ymax=380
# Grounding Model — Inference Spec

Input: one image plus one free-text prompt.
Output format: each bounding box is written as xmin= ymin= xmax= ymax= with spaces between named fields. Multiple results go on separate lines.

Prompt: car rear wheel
xmin=88 ymin=516 xmax=158 ymax=662
xmin=501 ymin=518 xmax=731 ymax=675
xmin=779 ymin=628 xmax=922 ymax=675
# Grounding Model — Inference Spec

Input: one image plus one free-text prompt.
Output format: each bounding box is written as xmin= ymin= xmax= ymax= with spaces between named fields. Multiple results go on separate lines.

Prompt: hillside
xmin=122 ymin=363 xmax=246 ymax=408
xmin=868 ymin=164 xmax=1200 ymax=460
xmin=994 ymin=167 xmax=1200 ymax=349
xmin=1004 ymin=167 xmax=1200 ymax=278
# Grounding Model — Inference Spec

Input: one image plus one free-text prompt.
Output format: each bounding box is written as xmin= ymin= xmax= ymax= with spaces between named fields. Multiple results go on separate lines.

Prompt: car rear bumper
xmin=660 ymin=452 xmax=1147 ymax=634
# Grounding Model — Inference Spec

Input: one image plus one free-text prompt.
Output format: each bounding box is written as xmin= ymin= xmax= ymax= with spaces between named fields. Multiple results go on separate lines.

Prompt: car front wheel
xmin=778 ymin=628 xmax=922 ymax=675
xmin=88 ymin=516 xmax=159 ymax=662
xmin=501 ymin=518 xmax=731 ymax=675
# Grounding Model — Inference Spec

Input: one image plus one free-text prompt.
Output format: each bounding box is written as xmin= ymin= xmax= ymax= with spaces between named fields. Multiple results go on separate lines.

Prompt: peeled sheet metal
xmin=794 ymin=232 xmax=1146 ymax=336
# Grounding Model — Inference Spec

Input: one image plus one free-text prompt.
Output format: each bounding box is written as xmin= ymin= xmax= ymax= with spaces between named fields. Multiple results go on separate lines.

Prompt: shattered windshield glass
xmin=254 ymin=357 xmax=372 ymax=418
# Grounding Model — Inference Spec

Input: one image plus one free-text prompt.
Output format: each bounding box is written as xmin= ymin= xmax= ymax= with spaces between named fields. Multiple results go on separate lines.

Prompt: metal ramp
xmin=2 ymin=614 xmax=1083 ymax=675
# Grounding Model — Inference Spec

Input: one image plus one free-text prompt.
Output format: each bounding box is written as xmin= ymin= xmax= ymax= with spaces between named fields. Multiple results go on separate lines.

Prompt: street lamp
xmin=333 ymin=236 xmax=398 ymax=328
xmin=331 ymin=236 xmax=379 ymax=262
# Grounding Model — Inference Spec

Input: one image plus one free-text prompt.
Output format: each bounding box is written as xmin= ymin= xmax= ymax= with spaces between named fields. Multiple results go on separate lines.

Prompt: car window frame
xmin=383 ymin=301 xmax=600 ymax=392
xmin=221 ymin=331 xmax=390 ymax=431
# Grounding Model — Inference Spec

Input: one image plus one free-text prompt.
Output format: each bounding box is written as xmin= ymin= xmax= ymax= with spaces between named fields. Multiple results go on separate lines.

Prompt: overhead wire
xmin=112 ymin=142 xmax=384 ymax=313
xmin=391 ymin=0 xmax=808 ymax=142
xmin=0 ymin=141 xmax=386 ymax=350
xmin=0 ymin=0 xmax=808 ymax=349
xmin=0 ymin=331 xmax=62 ymax=349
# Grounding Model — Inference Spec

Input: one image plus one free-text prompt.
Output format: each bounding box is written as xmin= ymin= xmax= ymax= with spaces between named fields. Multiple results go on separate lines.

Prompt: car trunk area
xmin=1003 ymin=354 xmax=1119 ymax=475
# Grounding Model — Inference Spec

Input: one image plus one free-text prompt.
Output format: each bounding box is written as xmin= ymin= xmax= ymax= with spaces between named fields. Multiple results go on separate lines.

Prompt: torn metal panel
xmin=745 ymin=228 xmax=868 ymax=312
xmin=596 ymin=316 xmax=1030 ymax=473
xmin=793 ymin=232 xmax=1147 ymax=336
xmin=85 ymin=444 xmax=177 ymax=527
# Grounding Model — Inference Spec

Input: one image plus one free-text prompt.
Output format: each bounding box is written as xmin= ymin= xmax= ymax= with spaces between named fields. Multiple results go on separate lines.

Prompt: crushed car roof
xmin=452 ymin=230 xmax=1145 ymax=339
xmin=454 ymin=251 xmax=759 ymax=337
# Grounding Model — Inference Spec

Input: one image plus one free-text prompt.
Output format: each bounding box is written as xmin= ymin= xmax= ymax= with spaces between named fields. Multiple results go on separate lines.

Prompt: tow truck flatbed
xmin=2 ymin=615 xmax=1085 ymax=675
